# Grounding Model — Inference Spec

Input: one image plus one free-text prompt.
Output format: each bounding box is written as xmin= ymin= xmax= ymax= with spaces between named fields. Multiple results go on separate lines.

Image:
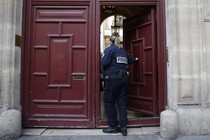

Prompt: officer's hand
xmin=135 ymin=58 xmax=139 ymax=61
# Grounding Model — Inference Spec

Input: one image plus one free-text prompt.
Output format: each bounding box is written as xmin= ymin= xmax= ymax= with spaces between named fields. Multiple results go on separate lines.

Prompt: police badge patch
xmin=116 ymin=57 xmax=128 ymax=64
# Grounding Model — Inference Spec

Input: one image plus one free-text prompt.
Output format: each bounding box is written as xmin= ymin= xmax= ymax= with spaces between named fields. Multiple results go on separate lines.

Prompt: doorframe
xmin=21 ymin=0 xmax=166 ymax=128
xmin=95 ymin=0 xmax=167 ymax=127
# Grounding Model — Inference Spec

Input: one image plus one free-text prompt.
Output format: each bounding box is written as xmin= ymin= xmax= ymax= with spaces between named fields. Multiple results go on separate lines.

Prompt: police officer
xmin=101 ymin=35 xmax=138 ymax=136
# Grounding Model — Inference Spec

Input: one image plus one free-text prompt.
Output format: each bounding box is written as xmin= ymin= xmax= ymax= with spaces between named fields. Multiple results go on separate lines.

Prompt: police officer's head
xmin=110 ymin=35 xmax=117 ymax=44
xmin=110 ymin=34 xmax=120 ymax=46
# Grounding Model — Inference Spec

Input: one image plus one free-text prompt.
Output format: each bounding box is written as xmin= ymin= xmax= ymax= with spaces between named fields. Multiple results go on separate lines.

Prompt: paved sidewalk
xmin=18 ymin=135 xmax=210 ymax=140
xmin=18 ymin=127 xmax=160 ymax=140
xmin=17 ymin=127 xmax=210 ymax=140
xmin=18 ymin=135 xmax=161 ymax=140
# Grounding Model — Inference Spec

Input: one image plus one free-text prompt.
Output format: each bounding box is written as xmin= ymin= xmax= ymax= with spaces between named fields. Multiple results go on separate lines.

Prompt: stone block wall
xmin=204 ymin=1 xmax=210 ymax=107
xmin=161 ymin=0 xmax=210 ymax=139
xmin=0 ymin=0 xmax=22 ymax=139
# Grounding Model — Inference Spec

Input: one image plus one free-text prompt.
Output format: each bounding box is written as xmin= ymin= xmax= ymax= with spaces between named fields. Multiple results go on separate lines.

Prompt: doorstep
xmin=21 ymin=127 xmax=160 ymax=136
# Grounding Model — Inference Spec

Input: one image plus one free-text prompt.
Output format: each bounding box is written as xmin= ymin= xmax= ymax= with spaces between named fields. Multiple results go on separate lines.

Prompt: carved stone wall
xmin=204 ymin=0 xmax=210 ymax=107
xmin=166 ymin=0 xmax=205 ymax=109
xmin=0 ymin=0 xmax=21 ymax=110
xmin=161 ymin=0 xmax=210 ymax=139
xmin=0 ymin=0 xmax=22 ymax=139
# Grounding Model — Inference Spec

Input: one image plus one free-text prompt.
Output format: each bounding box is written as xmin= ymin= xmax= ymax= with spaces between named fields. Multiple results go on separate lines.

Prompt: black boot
xmin=102 ymin=127 xmax=118 ymax=133
xmin=120 ymin=127 xmax=127 ymax=136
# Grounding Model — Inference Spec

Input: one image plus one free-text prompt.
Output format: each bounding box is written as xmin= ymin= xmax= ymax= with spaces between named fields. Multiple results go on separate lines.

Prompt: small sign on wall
xmin=15 ymin=35 xmax=21 ymax=47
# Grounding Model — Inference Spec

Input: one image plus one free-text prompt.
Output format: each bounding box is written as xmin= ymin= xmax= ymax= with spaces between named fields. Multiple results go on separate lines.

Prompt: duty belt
xmin=105 ymin=73 xmax=128 ymax=79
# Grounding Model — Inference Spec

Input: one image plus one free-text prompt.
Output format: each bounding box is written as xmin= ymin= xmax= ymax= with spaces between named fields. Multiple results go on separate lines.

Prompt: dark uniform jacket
xmin=101 ymin=44 xmax=136 ymax=76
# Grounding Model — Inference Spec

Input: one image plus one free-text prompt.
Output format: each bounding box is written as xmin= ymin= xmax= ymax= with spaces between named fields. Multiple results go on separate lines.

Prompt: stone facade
xmin=0 ymin=0 xmax=210 ymax=139
xmin=161 ymin=0 xmax=210 ymax=139
xmin=0 ymin=0 xmax=22 ymax=139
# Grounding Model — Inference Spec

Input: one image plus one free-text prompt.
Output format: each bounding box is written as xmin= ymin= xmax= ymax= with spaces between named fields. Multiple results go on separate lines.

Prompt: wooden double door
xmin=22 ymin=0 xmax=166 ymax=128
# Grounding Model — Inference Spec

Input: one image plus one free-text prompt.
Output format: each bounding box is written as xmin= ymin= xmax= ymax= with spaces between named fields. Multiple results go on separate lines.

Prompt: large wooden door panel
xmin=24 ymin=5 xmax=93 ymax=127
xmin=124 ymin=8 xmax=158 ymax=116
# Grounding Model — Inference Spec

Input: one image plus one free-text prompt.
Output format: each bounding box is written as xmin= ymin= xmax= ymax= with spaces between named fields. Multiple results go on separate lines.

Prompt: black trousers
xmin=103 ymin=77 xmax=128 ymax=128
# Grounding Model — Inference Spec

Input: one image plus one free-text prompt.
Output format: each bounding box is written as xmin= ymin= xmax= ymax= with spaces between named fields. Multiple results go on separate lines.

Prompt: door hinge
xmin=166 ymin=47 xmax=169 ymax=63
